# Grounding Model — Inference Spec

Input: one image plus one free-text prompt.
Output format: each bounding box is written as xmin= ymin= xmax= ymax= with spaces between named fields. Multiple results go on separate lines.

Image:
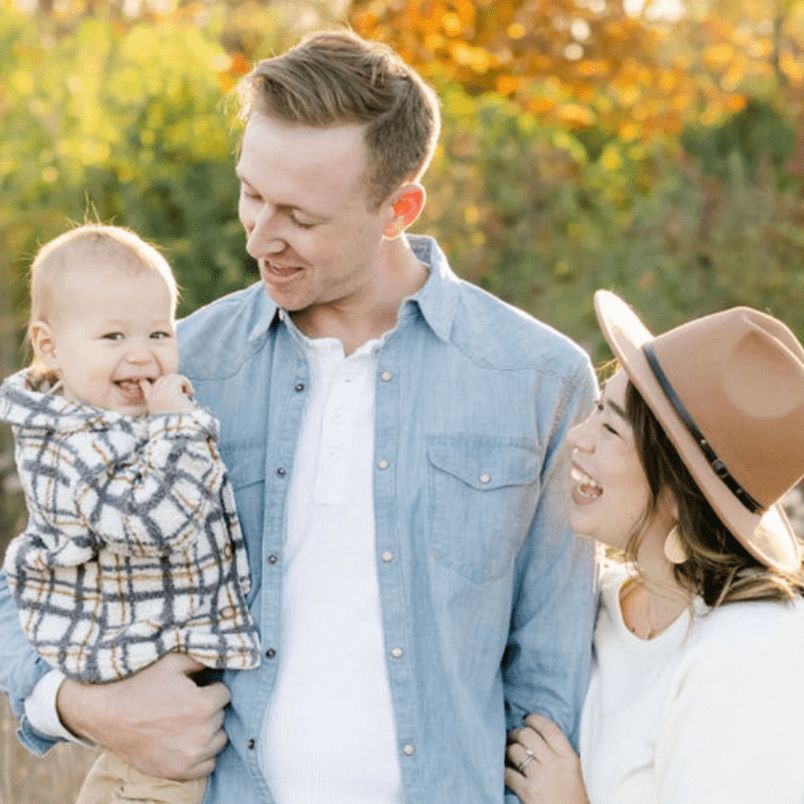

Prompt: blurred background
xmin=0 ymin=0 xmax=802 ymax=800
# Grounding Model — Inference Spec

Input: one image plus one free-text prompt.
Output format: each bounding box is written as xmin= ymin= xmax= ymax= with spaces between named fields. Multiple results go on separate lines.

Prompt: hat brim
xmin=593 ymin=289 xmax=801 ymax=573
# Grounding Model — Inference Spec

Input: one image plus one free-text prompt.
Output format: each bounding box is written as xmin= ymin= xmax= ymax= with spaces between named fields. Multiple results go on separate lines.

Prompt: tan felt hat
xmin=594 ymin=290 xmax=804 ymax=572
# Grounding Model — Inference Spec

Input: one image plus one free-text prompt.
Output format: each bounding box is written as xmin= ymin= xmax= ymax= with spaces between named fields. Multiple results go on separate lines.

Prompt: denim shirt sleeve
xmin=0 ymin=569 xmax=58 ymax=755
xmin=503 ymin=358 xmax=598 ymax=750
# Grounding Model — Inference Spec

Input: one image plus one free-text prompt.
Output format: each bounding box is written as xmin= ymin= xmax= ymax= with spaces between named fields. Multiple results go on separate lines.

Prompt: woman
xmin=506 ymin=290 xmax=804 ymax=803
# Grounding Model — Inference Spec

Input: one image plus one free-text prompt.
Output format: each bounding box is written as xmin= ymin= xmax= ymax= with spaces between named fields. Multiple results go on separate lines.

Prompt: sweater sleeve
xmin=74 ymin=408 xmax=225 ymax=558
xmin=654 ymin=602 xmax=804 ymax=804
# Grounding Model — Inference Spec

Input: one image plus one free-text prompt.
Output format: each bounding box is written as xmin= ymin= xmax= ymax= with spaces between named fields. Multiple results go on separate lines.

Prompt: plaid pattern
xmin=0 ymin=369 xmax=260 ymax=682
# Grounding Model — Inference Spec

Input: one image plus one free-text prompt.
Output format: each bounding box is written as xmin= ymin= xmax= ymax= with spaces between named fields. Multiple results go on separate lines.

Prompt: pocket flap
xmin=426 ymin=433 xmax=539 ymax=490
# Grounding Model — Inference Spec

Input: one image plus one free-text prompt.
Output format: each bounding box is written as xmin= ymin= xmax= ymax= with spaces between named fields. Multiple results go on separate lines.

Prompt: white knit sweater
xmin=580 ymin=565 xmax=804 ymax=803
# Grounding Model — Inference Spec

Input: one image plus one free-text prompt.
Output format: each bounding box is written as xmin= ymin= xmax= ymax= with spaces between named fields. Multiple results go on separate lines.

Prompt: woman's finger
xmin=523 ymin=713 xmax=575 ymax=756
xmin=506 ymin=740 xmax=542 ymax=775
xmin=511 ymin=724 xmax=552 ymax=760
xmin=504 ymin=766 xmax=534 ymax=801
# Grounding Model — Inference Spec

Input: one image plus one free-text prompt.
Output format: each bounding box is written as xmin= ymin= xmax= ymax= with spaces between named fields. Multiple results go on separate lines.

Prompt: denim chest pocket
xmin=426 ymin=434 xmax=541 ymax=584
xmin=219 ymin=441 xmax=265 ymax=601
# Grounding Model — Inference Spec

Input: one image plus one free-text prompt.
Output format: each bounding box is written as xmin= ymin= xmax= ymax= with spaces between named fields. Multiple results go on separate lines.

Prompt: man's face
xmin=236 ymin=113 xmax=395 ymax=322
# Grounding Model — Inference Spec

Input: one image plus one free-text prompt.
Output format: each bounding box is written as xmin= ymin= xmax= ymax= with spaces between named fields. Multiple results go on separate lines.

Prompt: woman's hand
xmin=505 ymin=714 xmax=589 ymax=804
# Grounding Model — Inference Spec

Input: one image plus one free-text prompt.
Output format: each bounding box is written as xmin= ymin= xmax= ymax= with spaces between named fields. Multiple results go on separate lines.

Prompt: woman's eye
xmin=603 ymin=422 xmax=619 ymax=436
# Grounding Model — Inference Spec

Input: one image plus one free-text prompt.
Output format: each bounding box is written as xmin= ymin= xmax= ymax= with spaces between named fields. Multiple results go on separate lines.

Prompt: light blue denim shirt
xmin=0 ymin=235 xmax=596 ymax=803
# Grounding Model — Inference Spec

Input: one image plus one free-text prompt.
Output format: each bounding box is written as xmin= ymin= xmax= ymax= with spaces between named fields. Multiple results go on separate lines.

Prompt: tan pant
xmin=75 ymin=750 xmax=206 ymax=804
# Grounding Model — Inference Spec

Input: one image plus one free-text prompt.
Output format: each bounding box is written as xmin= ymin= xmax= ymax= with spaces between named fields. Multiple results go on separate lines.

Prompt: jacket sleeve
xmin=503 ymin=357 xmax=598 ymax=758
xmin=74 ymin=408 xmax=225 ymax=558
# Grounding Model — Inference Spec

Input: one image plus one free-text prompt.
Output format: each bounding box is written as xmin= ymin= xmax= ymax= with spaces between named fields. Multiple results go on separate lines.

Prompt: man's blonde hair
xmin=237 ymin=29 xmax=441 ymax=208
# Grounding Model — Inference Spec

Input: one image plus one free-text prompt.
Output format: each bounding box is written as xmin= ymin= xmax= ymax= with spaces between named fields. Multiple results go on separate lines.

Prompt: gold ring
xmin=517 ymin=749 xmax=535 ymax=772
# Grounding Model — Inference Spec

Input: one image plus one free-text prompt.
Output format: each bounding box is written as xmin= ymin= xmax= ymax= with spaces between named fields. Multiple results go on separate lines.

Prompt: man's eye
xmin=101 ymin=332 xmax=124 ymax=341
xmin=291 ymin=217 xmax=315 ymax=230
xmin=241 ymin=186 xmax=260 ymax=200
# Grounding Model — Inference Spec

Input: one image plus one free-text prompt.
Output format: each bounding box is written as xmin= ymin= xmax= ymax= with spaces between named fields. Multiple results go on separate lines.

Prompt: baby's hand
xmin=141 ymin=375 xmax=195 ymax=415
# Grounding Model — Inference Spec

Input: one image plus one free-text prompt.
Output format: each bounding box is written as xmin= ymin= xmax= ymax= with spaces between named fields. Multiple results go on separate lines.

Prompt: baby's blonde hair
xmin=28 ymin=224 xmax=178 ymax=379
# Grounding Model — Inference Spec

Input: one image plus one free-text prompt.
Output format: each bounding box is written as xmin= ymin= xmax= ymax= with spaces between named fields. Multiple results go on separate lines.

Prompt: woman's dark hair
xmin=623 ymin=380 xmax=804 ymax=606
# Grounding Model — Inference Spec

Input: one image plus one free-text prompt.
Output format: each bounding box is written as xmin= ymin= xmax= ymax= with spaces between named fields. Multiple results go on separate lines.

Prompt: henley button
xmin=390 ymin=647 xmax=404 ymax=659
xmin=381 ymin=550 xmax=394 ymax=563
xmin=276 ymin=467 xmax=287 ymax=477
xmin=267 ymin=554 xmax=278 ymax=564
xmin=377 ymin=459 xmax=390 ymax=470
xmin=380 ymin=370 xmax=393 ymax=382
xmin=403 ymin=744 xmax=415 ymax=756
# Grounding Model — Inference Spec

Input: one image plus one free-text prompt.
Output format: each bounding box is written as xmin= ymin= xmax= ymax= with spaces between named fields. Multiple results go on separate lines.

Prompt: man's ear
xmin=29 ymin=320 xmax=59 ymax=369
xmin=383 ymin=184 xmax=426 ymax=240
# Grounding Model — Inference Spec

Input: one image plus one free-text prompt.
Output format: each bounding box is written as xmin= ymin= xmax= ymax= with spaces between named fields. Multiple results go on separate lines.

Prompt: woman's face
xmin=567 ymin=370 xmax=671 ymax=554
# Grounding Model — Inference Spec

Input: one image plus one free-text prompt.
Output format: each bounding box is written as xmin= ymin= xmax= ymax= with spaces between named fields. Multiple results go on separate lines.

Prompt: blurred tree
xmin=350 ymin=0 xmax=802 ymax=142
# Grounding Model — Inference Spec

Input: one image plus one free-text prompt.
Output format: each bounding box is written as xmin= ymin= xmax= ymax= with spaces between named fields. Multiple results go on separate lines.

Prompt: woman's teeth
xmin=571 ymin=466 xmax=603 ymax=500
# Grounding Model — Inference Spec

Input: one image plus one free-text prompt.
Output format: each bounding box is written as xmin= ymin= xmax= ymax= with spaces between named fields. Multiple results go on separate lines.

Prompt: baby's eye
xmin=150 ymin=331 xmax=172 ymax=340
xmin=101 ymin=332 xmax=124 ymax=341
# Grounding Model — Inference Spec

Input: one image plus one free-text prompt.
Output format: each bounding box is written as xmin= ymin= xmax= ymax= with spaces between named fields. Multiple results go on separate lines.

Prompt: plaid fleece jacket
xmin=0 ymin=369 xmax=260 ymax=683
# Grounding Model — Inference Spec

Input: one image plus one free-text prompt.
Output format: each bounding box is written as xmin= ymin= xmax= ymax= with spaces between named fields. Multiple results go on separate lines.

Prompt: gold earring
xmin=663 ymin=525 xmax=688 ymax=564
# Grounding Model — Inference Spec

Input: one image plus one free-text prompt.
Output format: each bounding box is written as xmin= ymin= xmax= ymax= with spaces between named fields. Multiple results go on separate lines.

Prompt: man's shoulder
xmin=177 ymin=283 xmax=272 ymax=379
xmin=450 ymin=279 xmax=590 ymax=378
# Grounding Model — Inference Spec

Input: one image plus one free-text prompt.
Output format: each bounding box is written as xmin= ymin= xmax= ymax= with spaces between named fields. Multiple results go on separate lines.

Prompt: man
xmin=0 ymin=30 xmax=596 ymax=803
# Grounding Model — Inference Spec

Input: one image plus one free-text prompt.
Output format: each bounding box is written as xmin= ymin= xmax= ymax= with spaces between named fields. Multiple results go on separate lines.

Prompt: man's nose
xmin=246 ymin=206 xmax=285 ymax=258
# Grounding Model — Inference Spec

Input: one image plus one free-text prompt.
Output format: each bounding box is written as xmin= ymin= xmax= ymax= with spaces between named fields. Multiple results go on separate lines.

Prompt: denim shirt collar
xmin=245 ymin=234 xmax=460 ymax=346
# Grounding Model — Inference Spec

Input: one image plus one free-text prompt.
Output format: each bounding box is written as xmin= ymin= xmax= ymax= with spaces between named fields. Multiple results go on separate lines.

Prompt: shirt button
xmin=247 ymin=738 xmax=256 ymax=750
xmin=267 ymin=554 xmax=278 ymax=564
xmin=265 ymin=648 xmax=276 ymax=659
xmin=294 ymin=382 xmax=305 ymax=392
xmin=276 ymin=467 xmax=287 ymax=477
xmin=479 ymin=472 xmax=491 ymax=484
xmin=403 ymin=744 xmax=415 ymax=756
xmin=377 ymin=459 xmax=390 ymax=470
xmin=390 ymin=647 xmax=404 ymax=659
xmin=381 ymin=550 xmax=394 ymax=563
xmin=380 ymin=370 xmax=393 ymax=382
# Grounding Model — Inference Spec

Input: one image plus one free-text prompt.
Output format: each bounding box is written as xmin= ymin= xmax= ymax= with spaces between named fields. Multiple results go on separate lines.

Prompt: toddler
xmin=0 ymin=224 xmax=260 ymax=804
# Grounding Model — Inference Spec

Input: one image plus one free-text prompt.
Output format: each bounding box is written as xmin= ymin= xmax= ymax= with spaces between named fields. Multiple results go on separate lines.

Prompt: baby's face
xmin=40 ymin=264 xmax=179 ymax=416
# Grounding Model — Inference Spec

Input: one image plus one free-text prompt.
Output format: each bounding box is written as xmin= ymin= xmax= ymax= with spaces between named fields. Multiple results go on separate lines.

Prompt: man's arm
xmin=57 ymin=653 xmax=231 ymax=779
xmin=3 ymin=568 xmax=231 ymax=777
xmin=503 ymin=359 xmax=598 ymax=756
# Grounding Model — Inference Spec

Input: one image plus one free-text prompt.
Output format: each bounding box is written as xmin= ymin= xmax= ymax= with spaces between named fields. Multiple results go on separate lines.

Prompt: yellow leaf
xmin=495 ymin=74 xmax=519 ymax=96
xmin=600 ymin=146 xmax=622 ymax=171
xmin=464 ymin=205 xmax=481 ymax=224
xmin=703 ymin=43 xmax=734 ymax=70
xmin=556 ymin=103 xmax=595 ymax=127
